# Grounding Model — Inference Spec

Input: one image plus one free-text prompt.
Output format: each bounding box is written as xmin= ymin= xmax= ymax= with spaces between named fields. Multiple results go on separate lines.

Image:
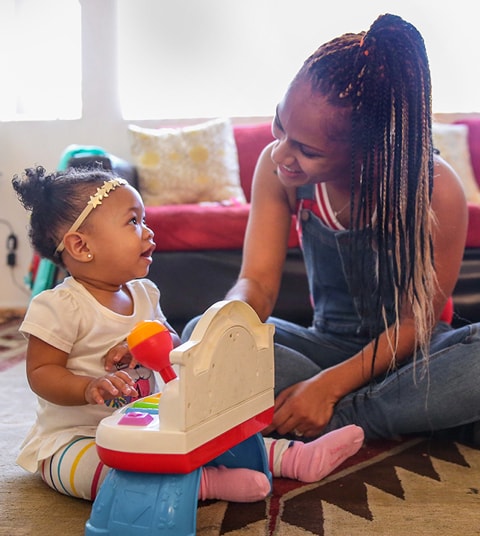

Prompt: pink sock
xmin=198 ymin=465 xmax=271 ymax=502
xmin=269 ymin=424 xmax=364 ymax=483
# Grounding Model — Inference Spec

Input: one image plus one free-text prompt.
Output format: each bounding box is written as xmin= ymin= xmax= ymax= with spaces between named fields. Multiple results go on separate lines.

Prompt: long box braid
xmin=294 ymin=14 xmax=436 ymax=373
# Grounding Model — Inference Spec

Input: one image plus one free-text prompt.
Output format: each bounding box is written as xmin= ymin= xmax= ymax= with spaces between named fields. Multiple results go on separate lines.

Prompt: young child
xmin=12 ymin=165 xmax=363 ymax=502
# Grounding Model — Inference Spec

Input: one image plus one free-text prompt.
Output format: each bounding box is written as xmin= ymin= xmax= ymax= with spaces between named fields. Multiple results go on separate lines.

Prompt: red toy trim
xmin=97 ymin=407 xmax=274 ymax=474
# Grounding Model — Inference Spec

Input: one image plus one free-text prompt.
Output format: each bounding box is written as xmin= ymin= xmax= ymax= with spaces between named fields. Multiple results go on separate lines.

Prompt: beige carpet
xmin=2 ymin=322 xmax=480 ymax=535
xmin=1 ymin=359 xmax=93 ymax=536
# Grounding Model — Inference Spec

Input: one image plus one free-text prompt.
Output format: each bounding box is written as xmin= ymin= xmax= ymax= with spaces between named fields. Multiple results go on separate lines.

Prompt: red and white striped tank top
xmin=297 ymin=183 xmax=346 ymax=232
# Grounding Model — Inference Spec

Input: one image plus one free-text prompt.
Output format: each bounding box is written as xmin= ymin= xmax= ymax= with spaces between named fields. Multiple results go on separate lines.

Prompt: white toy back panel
xmin=163 ymin=300 xmax=274 ymax=431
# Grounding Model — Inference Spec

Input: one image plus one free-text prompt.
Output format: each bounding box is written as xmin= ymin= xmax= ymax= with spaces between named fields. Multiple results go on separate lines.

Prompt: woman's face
xmin=271 ymin=80 xmax=353 ymax=190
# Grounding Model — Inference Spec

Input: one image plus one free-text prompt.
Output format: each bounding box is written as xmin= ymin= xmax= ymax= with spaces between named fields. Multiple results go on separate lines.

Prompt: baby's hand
xmin=85 ymin=371 xmax=138 ymax=405
xmin=104 ymin=341 xmax=138 ymax=371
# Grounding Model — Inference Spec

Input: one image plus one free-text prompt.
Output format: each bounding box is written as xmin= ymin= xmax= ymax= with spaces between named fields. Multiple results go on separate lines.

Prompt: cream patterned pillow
xmin=433 ymin=122 xmax=480 ymax=204
xmin=128 ymin=118 xmax=246 ymax=206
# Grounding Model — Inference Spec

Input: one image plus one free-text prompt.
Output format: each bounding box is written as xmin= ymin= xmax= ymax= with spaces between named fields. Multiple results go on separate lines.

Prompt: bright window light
xmin=1 ymin=1 xmax=478 ymax=122
xmin=117 ymin=0 xmax=480 ymax=120
xmin=0 ymin=0 xmax=81 ymax=121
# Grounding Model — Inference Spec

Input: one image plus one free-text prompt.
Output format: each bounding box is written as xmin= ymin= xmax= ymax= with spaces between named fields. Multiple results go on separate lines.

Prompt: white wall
xmin=0 ymin=0 xmax=157 ymax=309
xmin=0 ymin=2 xmax=96 ymax=307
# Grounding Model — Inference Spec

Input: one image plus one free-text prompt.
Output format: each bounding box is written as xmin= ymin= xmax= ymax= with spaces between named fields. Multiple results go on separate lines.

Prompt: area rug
xmin=0 ymin=315 xmax=27 ymax=371
xmin=2 ymin=319 xmax=480 ymax=535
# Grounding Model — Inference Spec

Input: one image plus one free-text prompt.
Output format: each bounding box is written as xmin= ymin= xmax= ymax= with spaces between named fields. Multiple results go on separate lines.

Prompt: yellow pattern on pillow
xmin=128 ymin=118 xmax=245 ymax=206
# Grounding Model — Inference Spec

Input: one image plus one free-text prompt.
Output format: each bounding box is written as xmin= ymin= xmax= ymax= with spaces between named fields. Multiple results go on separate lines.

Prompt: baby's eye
xmin=129 ymin=216 xmax=138 ymax=225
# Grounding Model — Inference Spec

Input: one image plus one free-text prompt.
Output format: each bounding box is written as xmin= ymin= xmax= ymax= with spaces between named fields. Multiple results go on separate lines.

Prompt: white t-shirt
xmin=17 ymin=276 xmax=166 ymax=472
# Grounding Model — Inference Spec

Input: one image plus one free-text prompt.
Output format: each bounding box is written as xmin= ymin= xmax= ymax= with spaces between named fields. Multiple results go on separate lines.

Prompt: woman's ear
xmin=62 ymin=232 xmax=93 ymax=262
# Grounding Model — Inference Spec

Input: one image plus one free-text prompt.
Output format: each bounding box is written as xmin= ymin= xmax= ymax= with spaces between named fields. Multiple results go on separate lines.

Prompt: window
xmin=1 ymin=1 xmax=479 ymax=122
xmin=116 ymin=0 xmax=480 ymax=119
xmin=0 ymin=0 xmax=81 ymax=121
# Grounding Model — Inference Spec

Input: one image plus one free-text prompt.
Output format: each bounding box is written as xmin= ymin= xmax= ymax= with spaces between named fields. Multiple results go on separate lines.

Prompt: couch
xmin=65 ymin=119 xmax=480 ymax=333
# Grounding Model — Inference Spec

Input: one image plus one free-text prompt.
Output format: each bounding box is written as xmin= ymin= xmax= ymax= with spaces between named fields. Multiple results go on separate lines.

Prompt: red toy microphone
xmin=127 ymin=320 xmax=176 ymax=383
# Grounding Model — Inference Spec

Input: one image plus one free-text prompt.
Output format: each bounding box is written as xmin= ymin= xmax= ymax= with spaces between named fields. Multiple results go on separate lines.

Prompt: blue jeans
xmin=270 ymin=317 xmax=480 ymax=440
xmin=182 ymin=316 xmax=480 ymax=441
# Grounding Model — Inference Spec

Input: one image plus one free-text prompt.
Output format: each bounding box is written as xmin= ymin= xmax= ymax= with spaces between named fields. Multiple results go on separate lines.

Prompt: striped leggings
xmin=39 ymin=436 xmax=293 ymax=502
xmin=40 ymin=436 xmax=110 ymax=501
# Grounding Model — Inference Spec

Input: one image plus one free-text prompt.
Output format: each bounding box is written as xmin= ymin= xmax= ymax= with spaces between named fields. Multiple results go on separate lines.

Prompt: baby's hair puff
xmin=12 ymin=165 xmax=120 ymax=266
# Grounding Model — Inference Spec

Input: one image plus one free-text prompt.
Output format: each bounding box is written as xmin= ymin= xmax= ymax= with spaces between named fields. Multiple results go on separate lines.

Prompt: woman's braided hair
xmin=297 ymin=14 xmax=436 ymax=367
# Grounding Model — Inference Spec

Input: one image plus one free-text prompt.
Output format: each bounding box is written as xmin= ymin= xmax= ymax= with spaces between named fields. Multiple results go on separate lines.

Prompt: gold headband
xmin=54 ymin=178 xmax=128 ymax=256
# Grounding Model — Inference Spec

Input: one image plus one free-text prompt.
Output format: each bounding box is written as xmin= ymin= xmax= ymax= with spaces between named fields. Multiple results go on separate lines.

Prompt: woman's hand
xmin=85 ymin=370 xmax=138 ymax=405
xmin=265 ymin=372 xmax=339 ymax=438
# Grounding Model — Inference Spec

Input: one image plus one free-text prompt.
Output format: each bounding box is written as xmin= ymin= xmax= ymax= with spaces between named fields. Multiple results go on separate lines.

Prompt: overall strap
xmin=296 ymin=184 xmax=315 ymax=201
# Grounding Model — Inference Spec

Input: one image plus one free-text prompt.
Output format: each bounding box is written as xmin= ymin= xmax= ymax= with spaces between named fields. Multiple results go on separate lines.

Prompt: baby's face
xmin=83 ymin=184 xmax=156 ymax=284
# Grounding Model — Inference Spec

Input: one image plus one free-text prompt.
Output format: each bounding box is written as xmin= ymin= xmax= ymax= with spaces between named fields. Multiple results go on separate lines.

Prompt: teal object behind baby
xmin=57 ymin=144 xmax=107 ymax=171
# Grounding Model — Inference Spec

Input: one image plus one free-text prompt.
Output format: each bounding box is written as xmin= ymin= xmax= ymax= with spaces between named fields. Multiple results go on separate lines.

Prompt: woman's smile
xmin=277 ymin=163 xmax=306 ymax=184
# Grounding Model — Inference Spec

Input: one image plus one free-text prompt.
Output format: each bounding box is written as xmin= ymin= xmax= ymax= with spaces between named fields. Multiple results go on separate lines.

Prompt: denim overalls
xmin=270 ymin=184 xmax=480 ymax=440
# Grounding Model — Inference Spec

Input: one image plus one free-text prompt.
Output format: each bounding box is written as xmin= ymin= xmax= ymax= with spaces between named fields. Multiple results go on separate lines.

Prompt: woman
xmin=220 ymin=14 xmax=480 ymax=441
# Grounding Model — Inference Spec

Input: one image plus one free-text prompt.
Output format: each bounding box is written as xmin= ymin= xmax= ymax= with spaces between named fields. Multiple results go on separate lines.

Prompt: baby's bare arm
xmin=26 ymin=335 xmax=136 ymax=405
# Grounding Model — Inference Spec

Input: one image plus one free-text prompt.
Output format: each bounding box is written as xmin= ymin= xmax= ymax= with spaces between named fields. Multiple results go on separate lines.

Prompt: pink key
xmin=118 ymin=411 xmax=154 ymax=426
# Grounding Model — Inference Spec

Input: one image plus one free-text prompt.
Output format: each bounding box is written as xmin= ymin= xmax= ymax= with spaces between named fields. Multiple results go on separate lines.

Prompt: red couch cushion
xmin=452 ymin=119 xmax=480 ymax=249
xmin=233 ymin=122 xmax=274 ymax=201
xmin=466 ymin=202 xmax=480 ymax=248
xmin=455 ymin=118 xmax=480 ymax=189
xmin=146 ymin=203 xmax=299 ymax=252
xmin=146 ymin=203 xmax=250 ymax=251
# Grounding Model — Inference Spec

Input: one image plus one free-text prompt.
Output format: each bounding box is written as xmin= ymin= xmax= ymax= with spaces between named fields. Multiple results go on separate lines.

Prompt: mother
xmin=186 ymin=14 xmax=480 ymax=443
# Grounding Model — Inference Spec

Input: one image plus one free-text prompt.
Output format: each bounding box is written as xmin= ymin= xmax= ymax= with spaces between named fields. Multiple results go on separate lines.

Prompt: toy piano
xmin=85 ymin=300 xmax=274 ymax=536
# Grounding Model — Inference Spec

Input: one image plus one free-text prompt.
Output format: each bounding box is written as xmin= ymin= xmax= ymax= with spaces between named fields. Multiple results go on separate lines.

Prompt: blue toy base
xmin=85 ymin=469 xmax=201 ymax=536
xmin=85 ymin=433 xmax=271 ymax=536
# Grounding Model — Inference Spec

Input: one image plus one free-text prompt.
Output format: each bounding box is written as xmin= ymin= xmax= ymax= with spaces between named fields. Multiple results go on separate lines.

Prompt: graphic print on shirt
xmin=104 ymin=365 xmax=154 ymax=409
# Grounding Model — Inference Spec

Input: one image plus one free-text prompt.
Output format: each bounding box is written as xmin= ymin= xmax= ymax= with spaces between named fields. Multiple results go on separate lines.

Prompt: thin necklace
xmin=327 ymin=183 xmax=350 ymax=217
xmin=334 ymin=199 xmax=350 ymax=218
